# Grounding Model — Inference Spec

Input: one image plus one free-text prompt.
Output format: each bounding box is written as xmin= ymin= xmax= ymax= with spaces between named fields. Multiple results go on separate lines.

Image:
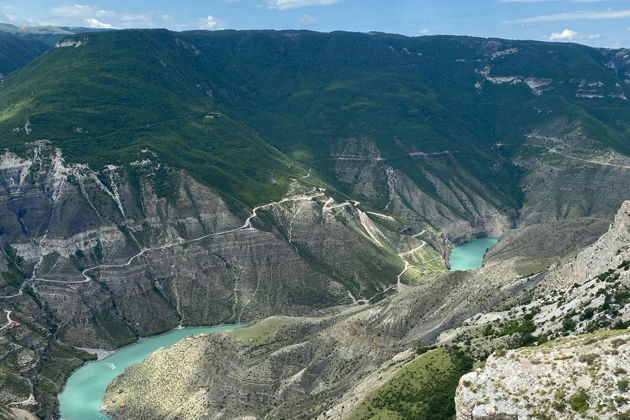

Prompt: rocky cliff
xmin=456 ymin=329 xmax=630 ymax=420
xmin=0 ymin=142 xmax=440 ymax=346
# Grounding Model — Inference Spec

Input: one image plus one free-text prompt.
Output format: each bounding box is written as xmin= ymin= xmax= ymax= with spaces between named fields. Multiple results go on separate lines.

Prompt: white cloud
xmin=84 ymin=17 xmax=113 ymax=28
xmin=51 ymin=4 xmax=114 ymax=18
xmin=300 ymin=14 xmax=316 ymax=26
xmin=549 ymin=28 xmax=579 ymax=39
xmin=204 ymin=14 xmax=220 ymax=29
xmin=418 ymin=28 xmax=430 ymax=34
xmin=267 ymin=0 xmax=345 ymax=10
xmin=509 ymin=9 xmax=630 ymax=23
xmin=0 ymin=12 xmax=40 ymax=26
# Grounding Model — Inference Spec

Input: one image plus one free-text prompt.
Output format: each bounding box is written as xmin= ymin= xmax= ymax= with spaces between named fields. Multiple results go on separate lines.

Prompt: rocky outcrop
xmin=456 ymin=330 xmax=630 ymax=420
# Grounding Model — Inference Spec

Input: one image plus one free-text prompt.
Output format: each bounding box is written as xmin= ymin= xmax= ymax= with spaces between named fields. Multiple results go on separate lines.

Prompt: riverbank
xmin=77 ymin=348 xmax=115 ymax=361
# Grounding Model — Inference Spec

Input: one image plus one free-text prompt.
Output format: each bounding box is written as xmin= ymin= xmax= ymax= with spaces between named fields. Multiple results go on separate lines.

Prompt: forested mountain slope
xmin=0 ymin=35 xmax=48 ymax=77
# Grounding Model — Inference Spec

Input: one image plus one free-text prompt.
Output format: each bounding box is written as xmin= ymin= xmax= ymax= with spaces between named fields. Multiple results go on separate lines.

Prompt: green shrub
xmin=569 ymin=389 xmax=589 ymax=414
xmin=536 ymin=335 xmax=548 ymax=345
xmin=415 ymin=346 xmax=436 ymax=356
xmin=580 ymin=307 xmax=595 ymax=321
xmin=495 ymin=348 xmax=507 ymax=357
xmin=617 ymin=410 xmax=630 ymax=420
xmin=612 ymin=339 xmax=626 ymax=348
xmin=578 ymin=353 xmax=599 ymax=365
xmin=552 ymin=401 xmax=566 ymax=413
xmin=562 ymin=316 xmax=576 ymax=332
xmin=483 ymin=324 xmax=494 ymax=337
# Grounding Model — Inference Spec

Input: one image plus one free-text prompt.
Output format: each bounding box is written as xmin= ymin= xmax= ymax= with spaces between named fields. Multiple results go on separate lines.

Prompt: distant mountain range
xmin=0 ymin=23 xmax=110 ymax=46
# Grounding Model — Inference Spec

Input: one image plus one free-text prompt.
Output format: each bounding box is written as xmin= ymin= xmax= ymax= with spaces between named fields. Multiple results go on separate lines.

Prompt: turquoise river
xmin=58 ymin=324 xmax=242 ymax=420
xmin=449 ymin=237 xmax=499 ymax=271
xmin=58 ymin=239 xmax=497 ymax=419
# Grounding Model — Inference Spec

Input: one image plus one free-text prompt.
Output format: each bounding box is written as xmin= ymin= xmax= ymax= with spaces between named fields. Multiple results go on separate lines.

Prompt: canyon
xmin=0 ymin=29 xmax=627 ymax=419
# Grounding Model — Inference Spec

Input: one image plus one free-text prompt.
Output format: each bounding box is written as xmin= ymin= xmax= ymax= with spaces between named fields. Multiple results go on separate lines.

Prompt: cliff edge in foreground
xmin=456 ymin=329 xmax=630 ymax=420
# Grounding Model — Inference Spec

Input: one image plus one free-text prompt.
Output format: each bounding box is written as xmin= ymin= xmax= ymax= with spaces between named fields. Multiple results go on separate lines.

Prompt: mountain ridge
xmin=1 ymin=29 xmax=629 ymax=235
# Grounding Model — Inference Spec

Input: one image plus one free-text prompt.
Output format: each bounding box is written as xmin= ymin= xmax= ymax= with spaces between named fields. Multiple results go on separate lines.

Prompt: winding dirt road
xmin=0 ymin=193 xmax=325 ymax=300
xmin=0 ymin=192 xmax=431 ymax=308
xmin=0 ymin=310 xmax=13 ymax=330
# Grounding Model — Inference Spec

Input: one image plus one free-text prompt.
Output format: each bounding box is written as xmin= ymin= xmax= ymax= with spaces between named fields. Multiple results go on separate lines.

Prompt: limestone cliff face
xmin=455 ymin=330 xmax=630 ymax=420
xmin=328 ymin=137 xmax=514 ymax=244
xmin=542 ymin=200 xmax=630 ymax=290
xmin=0 ymin=142 xmax=445 ymax=350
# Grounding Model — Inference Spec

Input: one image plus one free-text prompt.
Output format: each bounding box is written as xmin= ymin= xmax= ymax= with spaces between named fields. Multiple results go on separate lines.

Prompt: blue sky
xmin=1 ymin=0 xmax=630 ymax=47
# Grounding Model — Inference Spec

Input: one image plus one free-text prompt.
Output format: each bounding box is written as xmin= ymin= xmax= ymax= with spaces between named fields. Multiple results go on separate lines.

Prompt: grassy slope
xmin=351 ymin=347 xmax=473 ymax=420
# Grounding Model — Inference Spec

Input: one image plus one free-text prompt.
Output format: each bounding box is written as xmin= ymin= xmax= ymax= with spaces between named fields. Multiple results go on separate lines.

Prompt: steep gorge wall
xmin=0 ymin=142 xmax=442 ymax=349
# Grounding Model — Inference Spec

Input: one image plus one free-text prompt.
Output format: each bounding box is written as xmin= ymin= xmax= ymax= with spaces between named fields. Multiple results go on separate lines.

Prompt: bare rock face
xmin=0 ymin=142 xmax=443 ymax=349
xmin=328 ymin=137 xmax=514 ymax=244
xmin=455 ymin=330 xmax=630 ymax=420
xmin=542 ymin=199 xmax=630 ymax=291
xmin=516 ymin=122 xmax=630 ymax=228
